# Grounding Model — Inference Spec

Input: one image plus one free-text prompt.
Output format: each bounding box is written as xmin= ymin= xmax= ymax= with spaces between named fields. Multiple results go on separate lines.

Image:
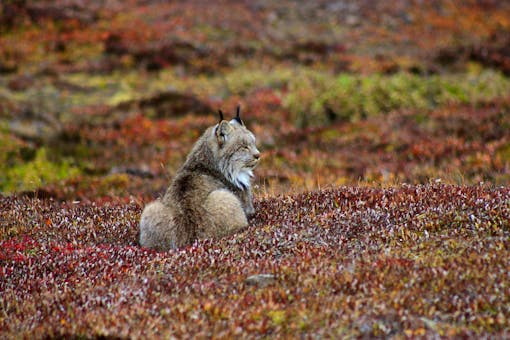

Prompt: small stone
xmin=8 ymin=74 xmax=34 ymax=91
xmin=346 ymin=15 xmax=360 ymax=27
xmin=244 ymin=274 xmax=276 ymax=287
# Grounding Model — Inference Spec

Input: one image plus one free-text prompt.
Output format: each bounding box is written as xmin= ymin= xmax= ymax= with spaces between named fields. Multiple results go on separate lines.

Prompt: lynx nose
xmin=253 ymin=152 xmax=260 ymax=160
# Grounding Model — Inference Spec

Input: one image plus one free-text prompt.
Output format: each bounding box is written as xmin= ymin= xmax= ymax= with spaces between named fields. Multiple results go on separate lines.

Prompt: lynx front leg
xmin=242 ymin=188 xmax=255 ymax=218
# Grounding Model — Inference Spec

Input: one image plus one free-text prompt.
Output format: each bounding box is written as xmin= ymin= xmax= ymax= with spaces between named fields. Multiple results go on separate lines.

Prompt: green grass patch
xmin=9 ymin=66 xmax=503 ymax=130
xmin=283 ymin=69 xmax=510 ymax=127
xmin=0 ymin=147 xmax=81 ymax=193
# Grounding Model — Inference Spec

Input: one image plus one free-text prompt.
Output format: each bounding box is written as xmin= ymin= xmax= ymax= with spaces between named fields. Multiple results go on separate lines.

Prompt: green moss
xmin=267 ymin=310 xmax=287 ymax=326
xmin=96 ymin=173 xmax=130 ymax=195
xmin=497 ymin=143 xmax=510 ymax=162
xmin=0 ymin=147 xmax=81 ymax=193
xmin=16 ymin=66 xmax=507 ymax=131
xmin=0 ymin=126 xmax=24 ymax=164
xmin=283 ymin=69 xmax=510 ymax=127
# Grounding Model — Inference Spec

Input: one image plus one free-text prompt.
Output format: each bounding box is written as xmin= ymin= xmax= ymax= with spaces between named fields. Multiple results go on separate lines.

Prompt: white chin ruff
xmin=230 ymin=168 xmax=253 ymax=189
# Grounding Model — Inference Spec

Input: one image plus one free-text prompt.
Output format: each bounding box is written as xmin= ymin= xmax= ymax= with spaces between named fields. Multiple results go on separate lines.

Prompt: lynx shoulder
xmin=139 ymin=106 xmax=260 ymax=250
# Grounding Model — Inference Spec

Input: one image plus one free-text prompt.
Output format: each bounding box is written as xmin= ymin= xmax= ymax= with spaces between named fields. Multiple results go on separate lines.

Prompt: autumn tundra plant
xmin=139 ymin=106 xmax=260 ymax=250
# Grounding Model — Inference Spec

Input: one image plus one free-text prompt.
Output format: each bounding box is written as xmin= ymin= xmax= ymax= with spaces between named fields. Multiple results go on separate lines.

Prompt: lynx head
xmin=212 ymin=106 xmax=260 ymax=189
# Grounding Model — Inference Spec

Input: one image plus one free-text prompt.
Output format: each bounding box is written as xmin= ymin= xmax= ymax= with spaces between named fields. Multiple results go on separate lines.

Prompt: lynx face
xmin=214 ymin=119 xmax=260 ymax=189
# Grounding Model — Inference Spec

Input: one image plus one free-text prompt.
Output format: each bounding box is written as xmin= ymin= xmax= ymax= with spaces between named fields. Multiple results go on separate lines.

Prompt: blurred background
xmin=1 ymin=0 xmax=509 ymax=201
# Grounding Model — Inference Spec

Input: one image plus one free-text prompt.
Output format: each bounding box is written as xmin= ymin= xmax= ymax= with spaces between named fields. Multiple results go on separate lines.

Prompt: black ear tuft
xmin=218 ymin=109 xmax=224 ymax=123
xmin=234 ymin=105 xmax=244 ymax=125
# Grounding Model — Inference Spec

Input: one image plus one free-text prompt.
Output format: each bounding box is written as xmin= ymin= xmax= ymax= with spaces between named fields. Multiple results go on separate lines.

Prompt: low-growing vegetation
xmin=284 ymin=68 xmax=510 ymax=126
xmin=1 ymin=185 xmax=509 ymax=338
xmin=0 ymin=148 xmax=81 ymax=193
xmin=1 ymin=0 xmax=510 ymax=338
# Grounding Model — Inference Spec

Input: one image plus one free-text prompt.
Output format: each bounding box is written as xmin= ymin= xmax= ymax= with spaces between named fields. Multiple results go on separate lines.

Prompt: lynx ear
xmin=233 ymin=105 xmax=244 ymax=126
xmin=215 ymin=120 xmax=233 ymax=146
xmin=218 ymin=109 xmax=224 ymax=124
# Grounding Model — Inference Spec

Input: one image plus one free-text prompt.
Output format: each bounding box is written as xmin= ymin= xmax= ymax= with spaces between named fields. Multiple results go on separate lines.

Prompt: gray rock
xmin=244 ymin=274 xmax=277 ymax=287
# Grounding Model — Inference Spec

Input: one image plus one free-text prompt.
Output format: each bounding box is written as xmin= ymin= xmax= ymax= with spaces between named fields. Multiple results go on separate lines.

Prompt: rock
xmin=109 ymin=165 xmax=154 ymax=179
xmin=115 ymin=90 xmax=212 ymax=118
xmin=346 ymin=15 xmax=360 ymax=27
xmin=0 ymin=61 xmax=17 ymax=74
xmin=8 ymin=74 xmax=34 ymax=91
xmin=244 ymin=274 xmax=277 ymax=287
xmin=8 ymin=108 xmax=62 ymax=144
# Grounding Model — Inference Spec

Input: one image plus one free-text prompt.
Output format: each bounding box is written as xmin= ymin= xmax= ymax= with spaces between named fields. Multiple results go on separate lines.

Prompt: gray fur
xmin=139 ymin=117 xmax=260 ymax=250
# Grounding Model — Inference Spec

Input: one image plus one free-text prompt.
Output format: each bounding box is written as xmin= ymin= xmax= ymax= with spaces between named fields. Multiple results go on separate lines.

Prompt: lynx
xmin=139 ymin=106 xmax=260 ymax=250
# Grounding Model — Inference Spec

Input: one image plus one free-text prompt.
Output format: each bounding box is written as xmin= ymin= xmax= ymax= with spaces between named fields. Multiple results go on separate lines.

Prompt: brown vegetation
xmin=1 ymin=0 xmax=510 ymax=338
